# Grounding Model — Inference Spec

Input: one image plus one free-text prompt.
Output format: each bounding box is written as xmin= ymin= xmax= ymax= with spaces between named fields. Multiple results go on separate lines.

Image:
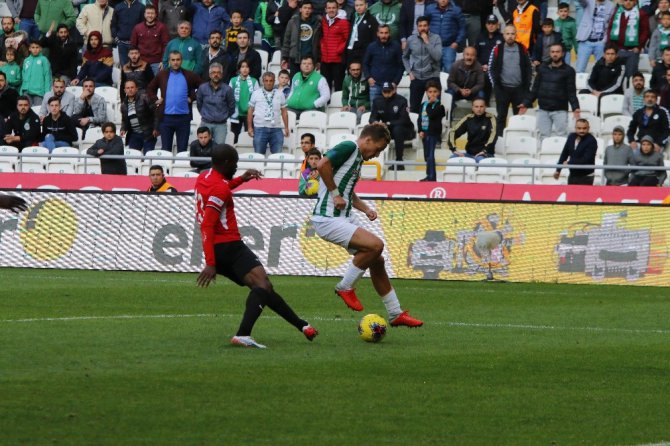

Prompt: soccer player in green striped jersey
xmin=311 ymin=123 xmax=423 ymax=328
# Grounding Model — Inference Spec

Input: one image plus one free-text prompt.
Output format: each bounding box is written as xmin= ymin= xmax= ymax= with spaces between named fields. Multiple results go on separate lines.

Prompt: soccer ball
xmin=305 ymin=179 xmax=319 ymax=196
xmin=358 ymin=314 xmax=387 ymax=343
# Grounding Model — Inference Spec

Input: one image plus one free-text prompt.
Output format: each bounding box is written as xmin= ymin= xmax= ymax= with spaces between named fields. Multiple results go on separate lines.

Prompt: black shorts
xmin=214 ymin=241 xmax=263 ymax=286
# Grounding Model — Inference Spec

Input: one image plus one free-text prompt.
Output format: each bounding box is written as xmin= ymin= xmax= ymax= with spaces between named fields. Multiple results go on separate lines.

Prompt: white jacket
xmin=76 ymin=2 xmax=114 ymax=46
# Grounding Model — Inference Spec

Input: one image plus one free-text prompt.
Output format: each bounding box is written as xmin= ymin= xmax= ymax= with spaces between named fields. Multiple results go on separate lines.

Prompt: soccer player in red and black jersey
xmin=195 ymin=144 xmax=318 ymax=348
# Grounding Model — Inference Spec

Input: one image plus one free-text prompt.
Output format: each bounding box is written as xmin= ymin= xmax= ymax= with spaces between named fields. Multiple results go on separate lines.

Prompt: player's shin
xmin=236 ymin=288 xmax=269 ymax=336
xmin=381 ymin=288 xmax=402 ymax=320
xmin=266 ymin=290 xmax=308 ymax=331
xmin=336 ymin=262 xmax=366 ymax=291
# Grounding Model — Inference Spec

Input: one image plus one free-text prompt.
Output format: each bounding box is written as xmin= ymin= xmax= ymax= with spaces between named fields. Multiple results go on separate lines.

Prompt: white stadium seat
xmin=326 ymin=111 xmax=357 ymax=138
xmin=442 ymin=156 xmax=476 ymax=182
xmin=503 ymin=134 xmax=538 ymax=160
xmin=238 ymin=152 xmax=265 ymax=170
xmin=474 ymin=157 xmax=508 ymax=183
xmin=296 ymin=110 xmax=327 ymax=136
xmin=508 ymin=157 xmax=541 ymax=184
xmin=265 ymin=153 xmax=298 ymax=178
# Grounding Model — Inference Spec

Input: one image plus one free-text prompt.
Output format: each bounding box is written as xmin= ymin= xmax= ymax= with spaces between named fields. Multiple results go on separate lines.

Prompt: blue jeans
xmin=369 ymin=84 xmax=382 ymax=105
xmin=201 ymin=121 xmax=228 ymax=145
xmin=576 ymin=41 xmax=605 ymax=73
xmin=19 ymin=19 xmax=41 ymax=42
xmin=253 ymin=127 xmax=284 ymax=154
xmin=126 ymin=131 xmax=157 ymax=154
xmin=117 ymin=41 xmax=131 ymax=67
xmin=441 ymin=46 xmax=457 ymax=73
xmin=42 ymin=134 xmax=70 ymax=153
xmin=422 ymin=134 xmax=438 ymax=181
xmin=159 ymin=114 xmax=191 ymax=152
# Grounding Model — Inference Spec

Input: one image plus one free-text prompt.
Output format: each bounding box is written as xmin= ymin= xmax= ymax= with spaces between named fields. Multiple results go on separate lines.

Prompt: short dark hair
xmin=149 ymin=165 xmax=165 ymax=174
xmin=278 ymin=69 xmax=290 ymax=77
xmin=604 ymin=42 xmax=618 ymax=52
xmin=575 ymin=118 xmax=590 ymax=126
xmin=145 ymin=4 xmax=156 ymax=12
xmin=82 ymin=77 xmax=96 ymax=87
xmin=663 ymin=46 xmax=670 ymax=53
xmin=56 ymin=23 xmax=69 ymax=32
xmin=632 ymin=71 xmax=645 ymax=80
xmin=237 ymin=59 xmax=250 ymax=70
xmin=128 ymin=46 xmax=140 ymax=52
xmin=472 ymin=97 xmax=487 ymax=106
xmin=209 ymin=30 xmax=222 ymax=38
xmin=300 ymin=54 xmax=314 ymax=64
xmin=0 ymin=72 xmax=5 ymax=80
xmin=211 ymin=143 xmax=238 ymax=167
xmin=306 ymin=148 xmax=322 ymax=158
xmin=101 ymin=122 xmax=116 ymax=133
xmin=359 ymin=122 xmax=391 ymax=144
xmin=425 ymin=79 xmax=440 ymax=91
xmin=236 ymin=29 xmax=250 ymax=39
xmin=197 ymin=126 xmax=211 ymax=135
xmin=661 ymin=10 xmax=670 ymax=18
xmin=47 ymin=96 xmax=61 ymax=105
xmin=124 ymin=79 xmax=138 ymax=87
xmin=542 ymin=18 xmax=554 ymax=27
xmin=557 ymin=2 xmax=570 ymax=9
xmin=644 ymin=89 xmax=657 ymax=97
xmin=17 ymin=95 xmax=30 ymax=103
xmin=416 ymin=16 xmax=430 ymax=25
xmin=230 ymin=9 xmax=243 ymax=16
xmin=301 ymin=133 xmax=316 ymax=144
xmin=378 ymin=24 xmax=390 ymax=32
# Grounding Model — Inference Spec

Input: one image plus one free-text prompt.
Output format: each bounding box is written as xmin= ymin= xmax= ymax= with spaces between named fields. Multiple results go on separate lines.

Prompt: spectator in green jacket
xmin=20 ymin=41 xmax=52 ymax=106
xmin=341 ymin=60 xmax=370 ymax=124
xmin=368 ymin=0 xmax=401 ymax=41
xmin=35 ymin=0 xmax=78 ymax=35
xmin=162 ymin=21 xmax=202 ymax=73
xmin=554 ymin=2 xmax=577 ymax=64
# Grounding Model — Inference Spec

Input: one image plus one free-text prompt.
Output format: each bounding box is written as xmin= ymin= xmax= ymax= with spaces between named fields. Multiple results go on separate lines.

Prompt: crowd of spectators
xmin=0 ymin=0 xmax=668 ymax=186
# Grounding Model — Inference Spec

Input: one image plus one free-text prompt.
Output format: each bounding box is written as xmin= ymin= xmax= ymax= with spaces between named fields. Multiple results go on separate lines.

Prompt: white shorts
xmin=311 ymin=216 xmax=359 ymax=254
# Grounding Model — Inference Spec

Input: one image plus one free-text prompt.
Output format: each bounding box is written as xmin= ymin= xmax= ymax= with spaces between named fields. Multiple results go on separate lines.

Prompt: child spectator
xmin=341 ymin=60 xmax=369 ymax=124
xmin=41 ymin=96 xmax=78 ymax=152
xmin=277 ymin=69 xmax=291 ymax=99
xmin=554 ymin=3 xmax=577 ymax=65
xmin=649 ymin=11 xmax=670 ymax=64
xmin=71 ymin=31 xmax=114 ymax=87
xmin=229 ymin=59 xmax=259 ymax=143
xmin=299 ymin=147 xmax=321 ymax=196
xmin=225 ymin=10 xmax=245 ymax=54
xmin=87 ymin=122 xmax=127 ymax=175
xmin=533 ymin=18 xmax=563 ymax=65
xmin=603 ymin=125 xmax=634 ymax=186
xmin=628 ymin=135 xmax=666 ymax=187
xmin=0 ymin=48 xmax=22 ymax=89
xmin=20 ymin=40 xmax=51 ymax=106
xmin=416 ymin=80 xmax=445 ymax=182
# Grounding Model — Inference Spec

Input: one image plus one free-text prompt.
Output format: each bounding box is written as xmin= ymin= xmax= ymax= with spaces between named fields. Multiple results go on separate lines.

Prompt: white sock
xmin=382 ymin=289 xmax=402 ymax=319
xmin=336 ymin=263 xmax=366 ymax=290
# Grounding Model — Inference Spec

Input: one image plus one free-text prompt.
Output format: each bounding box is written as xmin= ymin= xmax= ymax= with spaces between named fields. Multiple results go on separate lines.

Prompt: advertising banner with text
xmin=1 ymin=190 xmax=668 ymax=286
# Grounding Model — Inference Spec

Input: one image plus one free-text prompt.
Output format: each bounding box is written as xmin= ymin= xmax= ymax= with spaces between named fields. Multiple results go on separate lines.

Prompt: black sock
xmin=236 ymin=288 xmax=269 ymax=336
xmin=266 ymin=290 xmax=308 ymax=331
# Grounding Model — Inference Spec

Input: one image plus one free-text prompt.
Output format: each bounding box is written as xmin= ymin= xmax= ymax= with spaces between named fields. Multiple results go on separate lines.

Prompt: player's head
xmin=211 ymin=144 xmax=239 ymax=179
xmin=306 ymin=148 xmax=321 ymax=169
xmin=357 ymin=123 xmax=391 ymax=160
xmin=149 ymin=165 xmax=166 ymax=187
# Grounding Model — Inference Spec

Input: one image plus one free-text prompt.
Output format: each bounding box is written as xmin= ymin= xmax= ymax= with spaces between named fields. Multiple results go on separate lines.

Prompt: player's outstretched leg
xmin=369 ymin=255 xmax=423 ymax=328
xmin=232 ymin=287 xmax=269 ymax=348
xmin=334 ymin=228 xmax=385 ymax=311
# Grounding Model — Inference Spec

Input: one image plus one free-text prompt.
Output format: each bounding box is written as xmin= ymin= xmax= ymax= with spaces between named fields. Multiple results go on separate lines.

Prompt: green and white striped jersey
xmin=313 ymin=141 xmax=362 ymax=218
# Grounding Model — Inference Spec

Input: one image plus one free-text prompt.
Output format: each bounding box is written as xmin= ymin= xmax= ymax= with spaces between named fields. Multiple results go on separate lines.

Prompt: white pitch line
xmin=2 ymin=313 xmax=670 ymax=335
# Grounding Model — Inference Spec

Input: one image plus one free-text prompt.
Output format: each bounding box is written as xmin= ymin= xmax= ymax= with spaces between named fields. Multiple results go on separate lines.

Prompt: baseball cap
xmin=382 ymin=82 xmax=394 ymax=91
xmin=486 ymin=14 xmax=498 ymax=23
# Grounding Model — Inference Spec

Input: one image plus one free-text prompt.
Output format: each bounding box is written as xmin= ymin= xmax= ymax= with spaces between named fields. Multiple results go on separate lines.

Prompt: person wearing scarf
xmin=649 ymin=10 xmax=670 ymax=63
xmin=345 ymin=0 xmax=379 ymax=66
xmin=607 ymin=0 xmax=650 ymax=77
xmin=229 ymin=59 xmax=259 ymax=144
xmin=71 ymin=31 xmax=113 ymax=87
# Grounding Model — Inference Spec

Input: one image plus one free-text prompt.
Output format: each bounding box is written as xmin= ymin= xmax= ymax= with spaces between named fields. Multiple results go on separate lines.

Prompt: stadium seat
xmin=639 ymin=53 xmax=652 ymax=73
xmin=507 ymin=157 xmax=541 ymax=184
xmin=575 ymin=72 xmax=589 ymax=90
xmin=539 ymin=136 xmax=567 ymax=164
xmin=601 ymin=115 xmax=632 ymax=142
xmin=599 ymin=94 xmax=624 ymax=118
xmin=540 ymin=167 xmax=563 ymax=184
xmin=474 ymin=157 xmax=508 ymax=183
xmin=503 ymin=114 xmax=537 ymax=146
xmin=236 ymin=132 xmax=255 ymax=153
xmin=17 ymin=146 xmax=50 ymax=172
xmin=142 ymin=149 xmax=173 ymax=175
xmin=356 ymin=112 xmax=372 ymax=133
xmin=0 ymin=159 xmax=14 ymax=172
xmin=567 ymin=113 xmax=601 ymax=135
xmin=296 ymin=110 xmax=327 ymax=136
xmin=397 ymin=74 xmax=410 ymax=100
xmin=50 ymin=147 xmax=80 ymax=169
xmin=503 ymin=134 xmax=538 ymax=160
xmin=0 ymin=145 xmax=19 ymax=169
xmin=439 ymin=72 xmax=449 ymax=91
xmin=124 ymin=148 xmax=143 ymax=175
xmin=76 ymin=157 xmax=102 ymax=174
xmin=327 ymin=91 xmax=343 ymax=115
xmin=326 ymin=111 xmax=357 ymax=139
xmin=238 ymin=152 xmax=265 ymax=170
xmin=112 ymin=66 xmax=121 ymax=88
xmin=442 ymin=156 xmax=476 ymax=182
xmin=170 ymin=168 xmax=199 ymax=178
xmin=257 ymin=49 xmax=269 ymax=71
xmin=80 ymin=127 xmax=104 ymax=152
xmin=47 ymin=162 xmax=77 ymax=174
xmin=442 ymin=92 xmax=453 ymax=123
xmin=66 ymin=86 xmax=82 ymax=97
xmin=360 ymin=156 xmax=384 ymax=180
xmin=577 ymin=94 xmax=598 ymax=115
xmin=268 ymin=50 xmax=282 ymax=73
xmin=328 ymin=133 xmax=357 ymax=148
xmin=265 ymin=153 xmax=299 ymax=178
xmin=285 ymin=109 xmax=298 ymax=149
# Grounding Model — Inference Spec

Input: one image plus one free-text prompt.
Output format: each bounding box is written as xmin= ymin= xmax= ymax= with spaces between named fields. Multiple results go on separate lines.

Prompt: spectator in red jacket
xmin=130 ymin=4 xmax=170 ymax=75
xmin=318 ymin=0 xmax=351 ymax=91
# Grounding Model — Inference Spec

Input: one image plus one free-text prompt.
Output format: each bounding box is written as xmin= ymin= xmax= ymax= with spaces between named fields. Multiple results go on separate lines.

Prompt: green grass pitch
xmin=2 ymin=268 xmax=670 ymax=445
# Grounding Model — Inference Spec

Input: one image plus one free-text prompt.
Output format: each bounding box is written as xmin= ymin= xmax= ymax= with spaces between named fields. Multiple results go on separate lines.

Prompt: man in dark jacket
xmin=425 ymin=0 xmax=466 ymax=72
xmin=363 ymin=25 xmax=404 ymax=103
xmin=554 ymin=118 xmax=598 ymax=185
xmin=120 ymin=47 xmax=155 ymax=100
xmin=446 ymin=46 xmax=485 ymax=114
xmin=121 ymin=79 xmax=156 ymax=153
xmin=226 ymin=30 xmax=263 ymax=82
xmin=453 ymin=0 xmax=493 ymax=46
xmin=447 ymin=97 xmax=497 ymax=161
xmin=147 ymin=51 xmax=202 ymax=153
xmin=0 ymin=73 xmax=18 ymax=120
xmin=369 ymin=82 xmax=414 ymax=169
xmin=522 ymin=43 xmax=580 ymax=140
xmin=197 ymin=30 xmax=229 ymax=81
xmin=281 ymin=1 xmax=321 ymax=76
xmin=41 ymin=97 xmax=78 ymax=152
xmin=3 ymin=96 xmax=41 ymax=150
xmin=532 ymin=18 xmax=563 ymax=64
xmin=581 ymin=43 xmax=625 ymax=114
xmin=112 ymin=0 xmax=145 ymax=66
xmin=267 ymin=0 xmax=298 ymax=49
xmin=189 ymin=126 xmax=214 ymax=172
xmin=476 ymin=14 xmax=503 ymax=104
xmin=488 ymin=24 xmax=532 ymax=136
xmin=651 ymin=47 xmax=670 ymax=91
xmin=346 ymin=0 xmax=378 ymax=65
xmin=158 ymin=0 xmax=189 ymax=39
xmin=39 ymin=24 xmax=79 ymax=84
xmin=627 ymin=89 xmax=670 ymax=151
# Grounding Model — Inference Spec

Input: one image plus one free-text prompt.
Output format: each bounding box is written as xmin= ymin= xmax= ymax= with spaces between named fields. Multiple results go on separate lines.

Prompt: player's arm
xmin=227 ymin=170 xmax=263 ymax=190
xmin=316 ymin=156 xmax=346 ymax=210
xmin=352 ymin=192 xmax=376 ymax=221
